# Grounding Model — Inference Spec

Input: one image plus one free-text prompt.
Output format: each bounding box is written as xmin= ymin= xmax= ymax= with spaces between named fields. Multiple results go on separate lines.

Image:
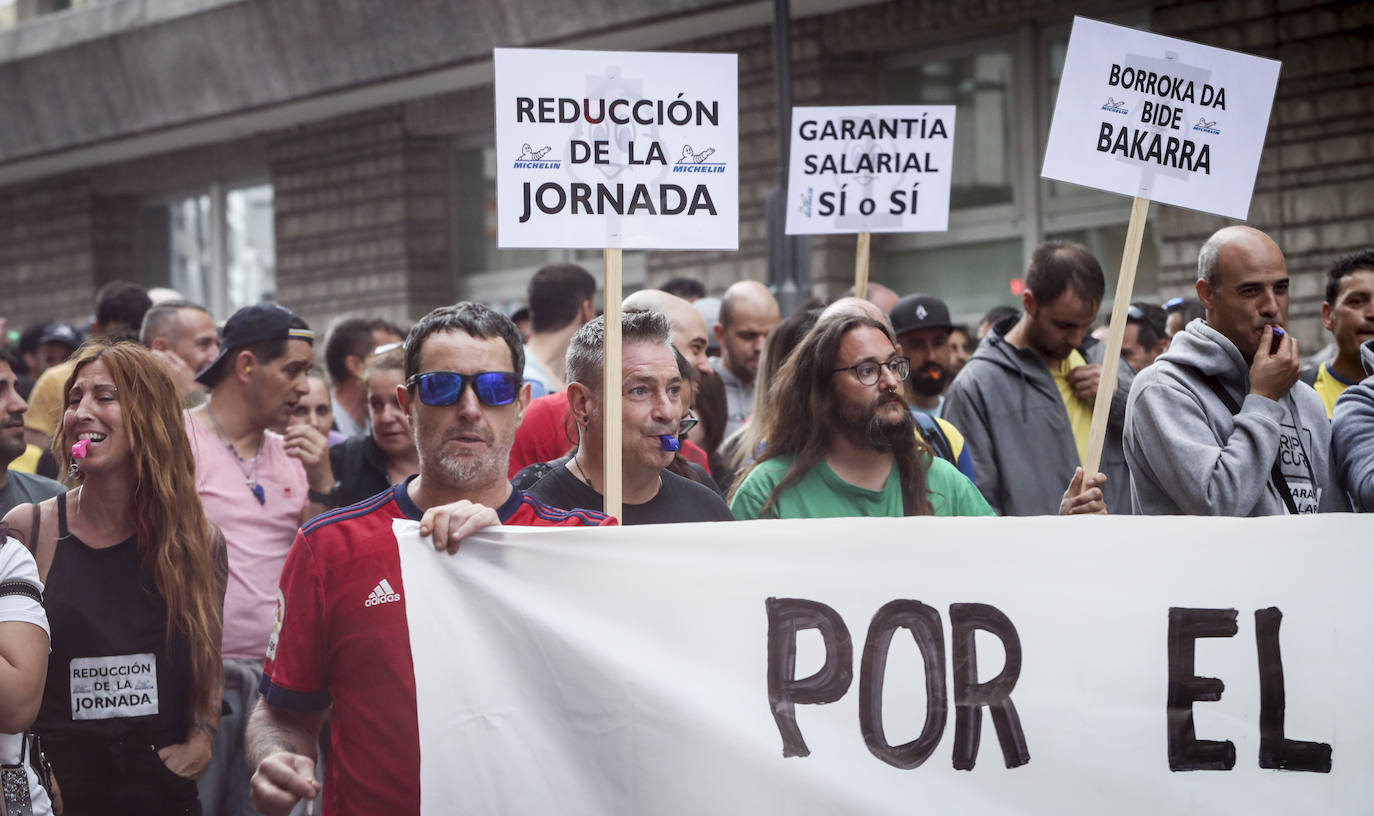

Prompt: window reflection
xmin=887 ymin=52 xmax=1014 ymax=209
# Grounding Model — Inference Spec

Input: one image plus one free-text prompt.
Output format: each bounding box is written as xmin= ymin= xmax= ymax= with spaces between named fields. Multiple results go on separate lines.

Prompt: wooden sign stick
xmin=603 ymin=247 xmax=624 ymax=522
xmin=854 ymin=231 xmax=872 ymax=299
xmin=1081 ymin=196 xmax=1150 ymax=482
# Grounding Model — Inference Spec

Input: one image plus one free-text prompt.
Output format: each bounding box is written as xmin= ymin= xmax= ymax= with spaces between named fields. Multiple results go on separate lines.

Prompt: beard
xmin=423 ymin=420 xmax=515 ymax=487
xmin=909 ymin=362 xmax=948 ymax=397
xmin=834 ymin=390 xmax=917 ymax=453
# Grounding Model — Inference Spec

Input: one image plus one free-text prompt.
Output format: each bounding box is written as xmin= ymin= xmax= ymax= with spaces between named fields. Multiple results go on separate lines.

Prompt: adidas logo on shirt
xmin=365 ymin=578 xmax=402 ymax=607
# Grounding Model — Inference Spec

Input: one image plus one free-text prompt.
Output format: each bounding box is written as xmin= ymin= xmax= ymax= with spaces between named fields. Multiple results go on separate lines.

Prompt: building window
xmin=450 ymin=145 xmax=645 ymax=311
xmin=879 ymin=17 xmax=1157 ymax=324
xmin=137 ymin=181 xmax=276 ymax=318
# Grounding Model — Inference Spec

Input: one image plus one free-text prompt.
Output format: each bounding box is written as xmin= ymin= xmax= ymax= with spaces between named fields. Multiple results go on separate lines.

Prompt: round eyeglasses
xmin=832 ymin=357 xmax=911 ymax=386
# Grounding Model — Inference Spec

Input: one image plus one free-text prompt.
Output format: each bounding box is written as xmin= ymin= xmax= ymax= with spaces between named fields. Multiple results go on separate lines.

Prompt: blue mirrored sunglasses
xmin=406 ymin=371 xmax=521 ymax=407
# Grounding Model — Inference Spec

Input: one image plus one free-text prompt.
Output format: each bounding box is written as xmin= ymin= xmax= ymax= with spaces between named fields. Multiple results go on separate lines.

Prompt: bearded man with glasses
xmin=729 ymin=313 xmax=1000 ymax=520
xmin=730 ymin=312 xmax=1105 ymax=520
xmin=246 ymin=302 xmax=613 ymax=816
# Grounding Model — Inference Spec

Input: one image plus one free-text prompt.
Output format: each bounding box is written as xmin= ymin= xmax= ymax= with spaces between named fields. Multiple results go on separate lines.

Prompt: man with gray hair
xmin=515 ymin=310 xmax=734 ymax=524
xmin=1124 ymin=225 xmax=1343 ymax=514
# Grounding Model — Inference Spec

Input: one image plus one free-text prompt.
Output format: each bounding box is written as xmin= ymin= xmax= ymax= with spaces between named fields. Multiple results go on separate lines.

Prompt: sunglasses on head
xmin=406 ymin=371 xmax=521 ymax=407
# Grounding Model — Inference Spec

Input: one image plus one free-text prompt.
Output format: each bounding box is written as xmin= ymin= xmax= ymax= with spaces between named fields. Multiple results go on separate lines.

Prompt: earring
xmin=68 ymin=460 xmax=80 ymax=479
xmin=245 ymin=365 xmax=253 ymax=373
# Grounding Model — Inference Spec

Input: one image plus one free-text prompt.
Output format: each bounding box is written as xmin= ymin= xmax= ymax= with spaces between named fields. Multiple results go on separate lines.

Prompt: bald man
xmin=842 ymin=282 xmax=899 ymax=315
xmin=1124 ymin=226 xmax=1344 ymax=515
xmin=713 ymin=280 xmax=781 ymax=436
xmin=624 ymin=288 xmax=713 ymax=379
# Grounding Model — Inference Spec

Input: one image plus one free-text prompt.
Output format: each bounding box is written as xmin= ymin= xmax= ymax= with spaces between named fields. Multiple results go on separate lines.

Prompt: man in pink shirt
xmin=186 ymin=303 xmax=337 ymax=816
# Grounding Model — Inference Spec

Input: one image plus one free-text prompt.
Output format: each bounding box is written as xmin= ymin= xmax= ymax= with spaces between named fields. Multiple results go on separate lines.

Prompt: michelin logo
xmin=1101 ymin=97 xmax=1129 ymax=115
xmin=674 ymin=144 xmax=726 ymax=174
xmin=514 ymin=143 xmax=560 ymax=169
xmin=1192 ymin=117 xmax=1221 ymax=135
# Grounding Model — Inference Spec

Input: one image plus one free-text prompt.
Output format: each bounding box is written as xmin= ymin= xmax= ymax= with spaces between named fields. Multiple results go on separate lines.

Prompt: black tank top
xmin=34 ymin=493 xmax=192 ymax=748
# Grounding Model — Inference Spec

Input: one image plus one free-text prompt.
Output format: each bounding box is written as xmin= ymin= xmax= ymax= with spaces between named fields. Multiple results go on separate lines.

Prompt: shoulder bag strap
xmin=1180 ymin=364 xmax=1301 ymax=515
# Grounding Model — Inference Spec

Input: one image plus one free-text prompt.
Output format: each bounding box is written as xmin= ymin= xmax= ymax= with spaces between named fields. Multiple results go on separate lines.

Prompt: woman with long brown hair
xmin=1 ymin=340 xmax=226 ymax=814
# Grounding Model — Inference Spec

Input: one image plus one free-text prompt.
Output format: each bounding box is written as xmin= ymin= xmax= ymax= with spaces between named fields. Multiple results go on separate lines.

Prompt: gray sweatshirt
xmin=1124 ymin=320 xmax=1344 ymax=515
xmin=1332 ymin=338 xmax=1374 ymax=511
xmin=943 ymin=321 xmax=1135 ymax=516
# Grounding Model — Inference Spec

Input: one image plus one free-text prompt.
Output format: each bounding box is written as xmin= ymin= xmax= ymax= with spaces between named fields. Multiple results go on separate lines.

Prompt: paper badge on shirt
xmin=70 ymin=653 xmax=159 ymax=720
xmin=1278 ymin=422 xmax=1320 ymax=514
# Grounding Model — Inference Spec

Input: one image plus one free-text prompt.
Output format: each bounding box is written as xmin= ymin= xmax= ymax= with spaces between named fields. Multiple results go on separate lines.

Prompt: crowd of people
xmin=0 ymin=223 xmax=1368 ymax=814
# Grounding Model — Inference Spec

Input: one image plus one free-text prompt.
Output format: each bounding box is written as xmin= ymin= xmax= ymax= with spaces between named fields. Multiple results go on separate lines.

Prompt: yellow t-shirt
xmin=10 ymin=444 xmax=43 ymax=474
xmin=23 ymin=359 xmax=75 ymax=438
xmin=1312 ymin=363 xmax=1353 ymax=419
xmin=1050 ymin=350 xmax=1093 ymax=464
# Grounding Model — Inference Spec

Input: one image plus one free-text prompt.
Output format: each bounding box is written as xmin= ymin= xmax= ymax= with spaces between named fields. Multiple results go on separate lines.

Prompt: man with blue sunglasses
xmin=249 ymin=303 xmax=613 ymax=816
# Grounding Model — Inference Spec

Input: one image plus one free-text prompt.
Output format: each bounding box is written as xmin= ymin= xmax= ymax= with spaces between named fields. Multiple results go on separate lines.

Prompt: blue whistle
xmin=658 ymin=434 xmax=681 ymax=452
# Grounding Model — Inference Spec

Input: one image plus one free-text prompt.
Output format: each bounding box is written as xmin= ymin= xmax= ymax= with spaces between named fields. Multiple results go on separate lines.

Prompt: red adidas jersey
xmin=259 ymin=479 xmax=613 ymax=816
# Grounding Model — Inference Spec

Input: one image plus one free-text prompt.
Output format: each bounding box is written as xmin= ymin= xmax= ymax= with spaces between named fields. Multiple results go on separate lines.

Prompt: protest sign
xmin=494 ymin=48 xmax=738 ymax=251
xmin=495 ymin=47 xmax=739 ymax=518
xmin=1040 ymin=18 xmax=1280 ymax=482
xmin=785 ymin=106 xmax=955 ymax=235
xmin=1041 ymin=17 xmax=1280 ymax=220
xmin=785 ymin=105 xmax=955 ymax=296
xmin=399 ymin=514 xmax=1369 ymax=814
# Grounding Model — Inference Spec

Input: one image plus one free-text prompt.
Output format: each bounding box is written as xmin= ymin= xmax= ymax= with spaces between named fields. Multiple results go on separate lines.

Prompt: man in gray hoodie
xmin=1124 ymin=226 xmax=1343 ymax=515
xmin=1332 ymin=337 xmax=1374 ymax=511
xmin=944 ymin=241 xmax=1131 ymax=515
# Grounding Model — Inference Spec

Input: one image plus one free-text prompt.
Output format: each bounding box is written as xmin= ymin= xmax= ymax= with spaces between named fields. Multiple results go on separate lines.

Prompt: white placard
xmin=494 ymin=48 xmax=738 ymax=250
xmin=399 ymin=515 xmax=1369 ymax=814
xmin=70 ymin=653 xmax=159 ymax=720
xmin=785 ymin=105 xmax=955 ymax=234
xmin=1041 ymin=17 xmax=1280 ymax=219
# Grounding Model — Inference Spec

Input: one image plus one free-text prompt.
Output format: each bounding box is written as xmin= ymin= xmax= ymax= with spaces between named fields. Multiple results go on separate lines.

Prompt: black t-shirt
xmin=518 ymin=459 xmax=735 ymax=524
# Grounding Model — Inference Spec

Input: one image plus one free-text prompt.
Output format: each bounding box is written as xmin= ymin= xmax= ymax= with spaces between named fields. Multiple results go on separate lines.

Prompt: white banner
xmin=398 ymin=515 xmax=1370 ymax=814
xmin=493 ymin=48 xmax=738 ymax=250
xmin=785 ymin=105 xmax=955 ymax=234
xmin=1041 ymin=17 xmax=1280 ymax=219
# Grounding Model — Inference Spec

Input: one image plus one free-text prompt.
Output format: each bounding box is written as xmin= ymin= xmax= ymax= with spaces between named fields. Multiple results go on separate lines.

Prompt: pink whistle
xmin=71 ymin=438 xmax=89 ymax=459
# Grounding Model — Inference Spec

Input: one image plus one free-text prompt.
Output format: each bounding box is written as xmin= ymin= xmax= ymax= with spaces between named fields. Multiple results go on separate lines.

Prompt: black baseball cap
xmin=889 ymin=294 xmax=954 ymax=336
xmin=195 ymin=303 xmax=314 ymax=386
xmin=38 ymin=322 xmax=81 ymax=351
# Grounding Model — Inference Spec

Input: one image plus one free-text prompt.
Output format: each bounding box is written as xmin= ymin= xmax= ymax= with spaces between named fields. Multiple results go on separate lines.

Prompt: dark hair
xmin=527 ymin=263 xmax=597 ymax=333
xmin=565 ymin=310 xmax=673 ymax=391
xmin=1126 ymin=302 xmax=1167 ymax=349
xmin=368 ymin=317 xmax=407 ymax=343
xmin=140 ymin=300 xmax=210 ymax=347
xmin=95 ymin=281 xmax=152 ymax=340
xmin=732 ymin=314 xmax=933 ymax=517
xmin=660 ymin=277 xmax=707 ymax=300
xmin=403 ymin=303 xmax=525 ymax=384
xmin=980 ymin=305 xmax=1019 ymax=329
xmin=325 ymin=317 xmax=376 ymax=383
xmin=1166 ymin=297 xmax=1206 ymax=327
xmin=0 ymin=347 xmax=19 ymax=371
xmin=1025 ymin=241 xmax=1105 ymax=306
xmin=672 ymin=346 xmax=697 ymax=384
xmin=949 ymin=324 xmax=971 ymax=338
xmin=1325 ymin=249 xmax=1374 ymax=305
xmin=18 ymin=323 xmax=47 ymax=356
xmin=208 ymin=315 xmax=311 ymax=385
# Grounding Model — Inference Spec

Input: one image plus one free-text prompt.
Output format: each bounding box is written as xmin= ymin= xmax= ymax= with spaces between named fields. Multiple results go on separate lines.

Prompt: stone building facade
xmin=0 ymin=0 xmax=1368 ymax=350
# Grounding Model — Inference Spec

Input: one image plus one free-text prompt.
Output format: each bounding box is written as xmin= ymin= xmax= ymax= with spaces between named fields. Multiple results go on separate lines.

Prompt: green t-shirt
xmin=729 ymin=454 xmax=995 ymax=520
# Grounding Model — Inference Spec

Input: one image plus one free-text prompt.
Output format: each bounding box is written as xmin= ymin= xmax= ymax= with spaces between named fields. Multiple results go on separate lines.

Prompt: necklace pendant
xmin=250 ymin=483 xmax=266 ymax=505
